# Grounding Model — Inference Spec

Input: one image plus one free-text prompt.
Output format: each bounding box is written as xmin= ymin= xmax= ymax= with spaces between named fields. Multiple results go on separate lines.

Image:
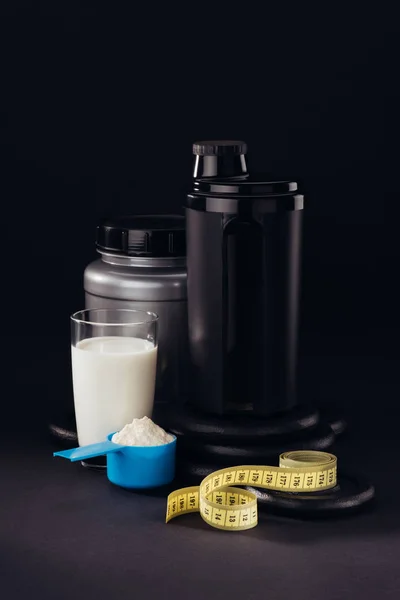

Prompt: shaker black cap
xmin=96 ymin=215 xmax=186 ymax=257
xmin=193 ymin=140 xmax=247 ymax=156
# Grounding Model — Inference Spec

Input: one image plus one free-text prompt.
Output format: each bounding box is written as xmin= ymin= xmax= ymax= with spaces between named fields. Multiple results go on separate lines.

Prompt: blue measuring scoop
xmin=54 ymin=432 xmax=177 ymax=489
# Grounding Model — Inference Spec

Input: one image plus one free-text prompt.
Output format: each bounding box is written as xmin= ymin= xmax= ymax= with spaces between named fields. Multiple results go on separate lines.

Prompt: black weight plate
xmin=155 ymin=404 xmax=320 ymax=443
xmin=49 ymin=423 xmax=78 ymax=446
xmin=247 ymin=471 xmax=375 ymax=517
xmin=175 ymin=423 xmax=335 ymax=465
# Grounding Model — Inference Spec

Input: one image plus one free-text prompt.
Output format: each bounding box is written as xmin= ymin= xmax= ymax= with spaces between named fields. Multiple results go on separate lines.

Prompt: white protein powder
xmin=112 ymin=416 xmax=174 ymax=447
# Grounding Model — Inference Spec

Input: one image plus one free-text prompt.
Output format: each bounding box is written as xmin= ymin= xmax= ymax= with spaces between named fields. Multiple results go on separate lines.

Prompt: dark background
xmin=1 ymin=5 xmax=400 ymax=599
xmin=0 ymin=3 xmax=397 ymax=431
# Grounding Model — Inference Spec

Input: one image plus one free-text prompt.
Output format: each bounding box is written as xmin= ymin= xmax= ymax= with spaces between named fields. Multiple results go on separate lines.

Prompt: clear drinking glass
xmin=70 ymin=309 xmax=158 ymax=465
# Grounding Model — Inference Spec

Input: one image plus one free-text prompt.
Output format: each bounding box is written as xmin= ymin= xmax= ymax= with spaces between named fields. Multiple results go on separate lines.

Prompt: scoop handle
xmin=53 ymin=440 xmax=123 ymax=462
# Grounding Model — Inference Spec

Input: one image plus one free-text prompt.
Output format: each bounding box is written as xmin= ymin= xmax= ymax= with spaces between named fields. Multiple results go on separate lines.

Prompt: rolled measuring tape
xmin=166 ymin=450 xmax=337 ymax=531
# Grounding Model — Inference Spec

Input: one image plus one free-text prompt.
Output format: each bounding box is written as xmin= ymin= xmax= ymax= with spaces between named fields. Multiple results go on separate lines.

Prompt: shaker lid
xmin=193 ymin=174 xmax=298 ymax=196
xmin=96 ymin=215 xmax=186 ymax=257
xmin=188 ymin=175 xmax=303 ymax=214
xmin=193 ymin=140 xmax=247 ymax=156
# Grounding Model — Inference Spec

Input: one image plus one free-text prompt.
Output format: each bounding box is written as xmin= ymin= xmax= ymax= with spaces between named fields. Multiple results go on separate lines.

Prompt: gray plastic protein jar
xmin=84 ymin=215 xmax=188 ymax=405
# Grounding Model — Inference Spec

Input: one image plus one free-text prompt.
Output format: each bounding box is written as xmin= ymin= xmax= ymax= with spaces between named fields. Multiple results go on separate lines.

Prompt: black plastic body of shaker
xmin=186 ymin=142 xmax=303 ymax=417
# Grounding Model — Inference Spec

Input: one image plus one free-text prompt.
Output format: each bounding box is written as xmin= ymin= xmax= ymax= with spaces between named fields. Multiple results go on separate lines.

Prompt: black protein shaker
xmin=186 ymin=140 xmax=302 ymax=417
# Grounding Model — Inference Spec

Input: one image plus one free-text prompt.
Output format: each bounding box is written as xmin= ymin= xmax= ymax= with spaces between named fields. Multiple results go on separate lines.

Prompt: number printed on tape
xmin=166 ymin=451 xmax=337 ymax=532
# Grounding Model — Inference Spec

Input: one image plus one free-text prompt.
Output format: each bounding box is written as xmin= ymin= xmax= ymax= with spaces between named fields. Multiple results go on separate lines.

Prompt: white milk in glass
xmin=71 ymin=336 xmax=158 ymax=445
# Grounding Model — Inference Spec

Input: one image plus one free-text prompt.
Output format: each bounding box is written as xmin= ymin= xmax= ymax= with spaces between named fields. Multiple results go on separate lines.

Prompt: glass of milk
xmin=70 ymin=309 xmax=158 ymax=459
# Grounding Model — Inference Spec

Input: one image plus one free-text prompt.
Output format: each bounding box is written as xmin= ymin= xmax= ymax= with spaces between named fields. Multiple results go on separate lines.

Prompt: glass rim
xmin=70 ymin=308 xmax=159 ymax=327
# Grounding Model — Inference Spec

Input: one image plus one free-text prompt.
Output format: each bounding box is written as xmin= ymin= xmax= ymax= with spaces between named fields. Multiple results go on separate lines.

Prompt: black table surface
xmin=1 ymin=354 xmax=399 ymax=599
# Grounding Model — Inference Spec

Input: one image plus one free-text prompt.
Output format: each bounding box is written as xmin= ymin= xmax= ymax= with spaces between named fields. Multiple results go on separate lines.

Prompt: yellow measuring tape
xmin=166 ymin=450 xmax=337 ymax=531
